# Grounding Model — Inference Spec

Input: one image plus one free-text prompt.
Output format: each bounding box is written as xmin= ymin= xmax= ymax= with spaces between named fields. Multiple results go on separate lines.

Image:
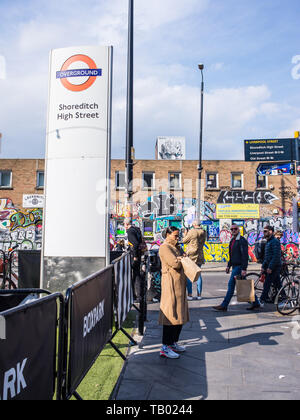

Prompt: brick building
xmin=0 ymin=158 xmax=298 ymax=261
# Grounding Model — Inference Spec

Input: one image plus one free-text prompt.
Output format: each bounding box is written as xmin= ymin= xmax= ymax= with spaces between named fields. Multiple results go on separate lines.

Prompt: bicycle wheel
xmin=246 ymin=272 xmax=262 ymax=298
xmin=276 ymin=281 xmax=300 ymax=316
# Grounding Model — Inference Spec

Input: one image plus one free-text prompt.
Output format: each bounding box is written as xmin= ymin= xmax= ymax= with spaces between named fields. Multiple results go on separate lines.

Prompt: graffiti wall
xmin=0 ymin=199 xmax=43 ymax=252
xmin=110 ymin=194 xmax=300 ymax=263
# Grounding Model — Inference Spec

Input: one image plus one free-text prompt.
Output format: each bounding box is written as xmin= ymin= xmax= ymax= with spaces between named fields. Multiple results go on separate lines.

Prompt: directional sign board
xmin=244 ymin=138 xmax=294 ymax=162
xmin=256 ymin=162 xmax=294 ymax=176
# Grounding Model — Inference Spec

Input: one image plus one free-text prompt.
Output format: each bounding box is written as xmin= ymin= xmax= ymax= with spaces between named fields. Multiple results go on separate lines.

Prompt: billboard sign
xmin=23 ymin=195 xmax=45 ymax=208
xmin=42 ymin=46 xmax=112 ymax=291
xmin=156 ymin=137 xmax=186 ymax=160
xmin=216 ymin=204 xmax=260 ymax=220
xmin=244 ymin=138 xmax=294 ymax=162
xmin=256 ymin=162 xmax=294 ymax=176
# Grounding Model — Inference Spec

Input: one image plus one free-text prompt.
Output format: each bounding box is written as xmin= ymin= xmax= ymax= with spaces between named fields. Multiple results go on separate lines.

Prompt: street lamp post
xmin=125 ymin=0 xmax=134 ymax=216
xmin=197 ymin=64 xmax=204 ymax=220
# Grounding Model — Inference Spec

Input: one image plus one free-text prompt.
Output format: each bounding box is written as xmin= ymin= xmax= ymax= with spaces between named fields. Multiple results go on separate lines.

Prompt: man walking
xmin=256 ymin=225 xmax=282 ymax=307
xmin=182 ymin=219 xmax=206 ymax=300
xmin=213 ymin=224 xmax=249 ymax=311
xmin=124 ymin=218 xmax=143 ymax=300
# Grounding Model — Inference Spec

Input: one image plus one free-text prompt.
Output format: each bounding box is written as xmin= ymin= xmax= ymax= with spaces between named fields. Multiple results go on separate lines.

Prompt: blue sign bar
xmin=56 ymin=69 xmax=102 ymax=79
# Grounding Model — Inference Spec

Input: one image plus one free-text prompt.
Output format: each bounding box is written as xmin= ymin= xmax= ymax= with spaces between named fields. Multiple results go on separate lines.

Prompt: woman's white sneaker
xmin=160 ymin=345 xmax=180 ymax=359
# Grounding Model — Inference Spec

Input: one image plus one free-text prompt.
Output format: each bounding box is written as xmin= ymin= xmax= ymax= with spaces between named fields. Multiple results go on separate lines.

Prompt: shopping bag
xmin=235 ymin=276 xmax=255 ymax=303
xmin=181 ymin=257 xmax=202 ymax=283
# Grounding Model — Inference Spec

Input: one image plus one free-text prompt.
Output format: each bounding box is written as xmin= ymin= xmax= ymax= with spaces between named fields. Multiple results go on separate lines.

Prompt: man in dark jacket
xmin=259 ymin=225 xmax=282 ymax=305
xmin=213 ymin=224 xmax=251 ymax=311
xmin=125 ymin=218 xmax=143 ymax=300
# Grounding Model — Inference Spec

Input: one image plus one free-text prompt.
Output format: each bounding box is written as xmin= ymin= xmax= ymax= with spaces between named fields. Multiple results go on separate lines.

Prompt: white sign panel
xmin=43 ymin=46 xmax=112 ymax=258
xmin=23 ymin=194 xmax=45 ymax=208
xmin=156 ymin=136 xmax=186 ymax=160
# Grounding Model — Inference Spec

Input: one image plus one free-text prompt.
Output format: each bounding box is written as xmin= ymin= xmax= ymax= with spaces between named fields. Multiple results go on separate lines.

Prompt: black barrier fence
xmin=0 ymin=291 xmax=64 ymax=401
xmin=0 ymin=253 xmax=147 ymax=400
xmin=114 ymin=253 xmax=134 ymax=330
xmin=64 ymin=265 xmax=114 ymax=400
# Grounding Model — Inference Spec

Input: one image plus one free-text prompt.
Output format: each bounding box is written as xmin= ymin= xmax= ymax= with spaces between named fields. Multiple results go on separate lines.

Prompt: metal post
xmin=125 ymin=0 xmax=134 ymax=214
xmin=295 ymin=132 xmax=300 ymax=233
xmin=197 ymin=65 xmax=204 ymax=219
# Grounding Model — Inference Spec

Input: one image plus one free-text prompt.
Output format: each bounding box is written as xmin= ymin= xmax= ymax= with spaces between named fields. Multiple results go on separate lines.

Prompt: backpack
xmin=254 ymin=239 xmax=266 ymax=263
xmin=132 ymin=226 xmax=147 ymax=254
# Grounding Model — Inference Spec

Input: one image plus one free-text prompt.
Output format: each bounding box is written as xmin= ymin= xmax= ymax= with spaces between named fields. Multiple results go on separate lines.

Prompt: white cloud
xmin=0 ymin=0 xmax=299 ymax=161
xmin=278 ymin=118 xmax=300 ymax=138
xmin=210 ymin=62 xmax=225 ymax=71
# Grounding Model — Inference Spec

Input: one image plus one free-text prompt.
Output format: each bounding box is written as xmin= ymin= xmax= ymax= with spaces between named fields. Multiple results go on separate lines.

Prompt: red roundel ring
xmin=60 ymin=54 xmax=98 ymax=92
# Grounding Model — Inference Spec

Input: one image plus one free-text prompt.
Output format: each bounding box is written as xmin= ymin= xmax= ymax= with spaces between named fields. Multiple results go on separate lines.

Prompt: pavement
xmin=113 ymin=270 xmax=300 ymax=401
xmin=201 ymin=262 xmax=261 ymax=272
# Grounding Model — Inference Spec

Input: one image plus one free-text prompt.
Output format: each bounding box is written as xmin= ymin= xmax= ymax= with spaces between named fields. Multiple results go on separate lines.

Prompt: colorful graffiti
xmin=110 ymin=195 xmax=300 ymax=263
xmin=203 ymin=243 xmax=229 ymax=263
xmin=0 ymin=199 xmax=42 ymax=251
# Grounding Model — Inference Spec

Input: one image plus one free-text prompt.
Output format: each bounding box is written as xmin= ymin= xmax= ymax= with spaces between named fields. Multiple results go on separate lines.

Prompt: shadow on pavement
xmin=115 ymin=304 xmax=289 ymax=400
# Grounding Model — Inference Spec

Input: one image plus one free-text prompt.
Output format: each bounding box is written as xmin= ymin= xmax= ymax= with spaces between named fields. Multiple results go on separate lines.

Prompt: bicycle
xmin=0 ymin=245 xmax=19 ymax=290
xmin=275 ymin=278 xmax=300 ymax=316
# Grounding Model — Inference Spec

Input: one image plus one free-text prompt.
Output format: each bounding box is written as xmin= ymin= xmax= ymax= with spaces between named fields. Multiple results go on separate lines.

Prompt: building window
xmin=0 ymin=170 xmax=12 ymax=188
xmin=231 ymin=173 xmax=243 ymax=189
xmin=206 ymin=173 xmax=218 ymax=189
xmin=115 ymin=171 xmax=126 ymax=190
xmin=256 ymin=174 xmax=268 ymax=189
xmin=142 ymin=172 xmax=155 ymax=190
xmin=36 ymin=171 xmax=44 ymax=189
xmin=169 ymin=172 xmax=182 ymax=190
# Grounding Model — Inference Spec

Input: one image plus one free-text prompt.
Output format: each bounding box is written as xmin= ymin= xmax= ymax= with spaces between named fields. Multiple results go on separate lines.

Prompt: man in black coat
xmin=259 ymin=225 xmax=282 ymax=305
xmin=213 ymin=224 xmax=251 ymax=311
xmin=125 ymin=218 xmax=143 ymax=300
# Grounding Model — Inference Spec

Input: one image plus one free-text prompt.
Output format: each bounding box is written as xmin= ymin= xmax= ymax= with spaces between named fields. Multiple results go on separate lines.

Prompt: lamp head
xmin=198 ymin=64 xmax=204 ymax=70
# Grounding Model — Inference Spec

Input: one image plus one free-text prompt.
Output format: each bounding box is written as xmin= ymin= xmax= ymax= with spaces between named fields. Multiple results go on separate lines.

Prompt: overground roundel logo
xmin=56 ymin=54 xmax=102 ymax=92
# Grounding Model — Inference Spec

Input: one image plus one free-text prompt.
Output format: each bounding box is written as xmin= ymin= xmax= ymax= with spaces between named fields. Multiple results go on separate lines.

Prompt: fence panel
xmin=113 ymin=253 xmax=133 ymax=330
xmin=65 ymin=265 xmax=114 ymax=399
xmin=0 ymin=293 xmax=63 ymax=400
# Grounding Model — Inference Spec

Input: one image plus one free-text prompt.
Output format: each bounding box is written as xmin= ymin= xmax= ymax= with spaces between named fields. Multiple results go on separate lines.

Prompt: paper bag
xmin=236 ymin=277 xmax=255 ymax=303
xmin=181 ymin=257 xmax=201 ymax=283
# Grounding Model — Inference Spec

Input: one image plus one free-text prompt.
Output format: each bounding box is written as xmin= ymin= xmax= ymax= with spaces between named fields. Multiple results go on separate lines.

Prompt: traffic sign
xmin=244 ymin=138 xmax=294 ymax=162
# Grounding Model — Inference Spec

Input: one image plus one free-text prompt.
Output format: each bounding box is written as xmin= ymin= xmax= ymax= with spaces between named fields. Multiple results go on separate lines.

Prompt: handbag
xmin=235 ymin=276 xmax=255 ymax=303
xmin=181 ymin=257 xmax=202 ymax=283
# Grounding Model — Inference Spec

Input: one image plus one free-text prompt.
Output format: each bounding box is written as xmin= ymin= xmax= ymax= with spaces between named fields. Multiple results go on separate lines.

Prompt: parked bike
xmin=0 ymin=245 xmax=19 ymax=290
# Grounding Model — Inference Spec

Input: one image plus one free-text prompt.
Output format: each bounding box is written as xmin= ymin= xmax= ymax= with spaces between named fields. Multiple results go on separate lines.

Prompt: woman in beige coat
xmin=158 ymin=227 xmax=189 ymax=359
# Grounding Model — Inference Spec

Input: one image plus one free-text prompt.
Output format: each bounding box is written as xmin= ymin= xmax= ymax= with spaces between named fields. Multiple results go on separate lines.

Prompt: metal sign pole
xmin=125 ymin=0 xmax=134 ymax=216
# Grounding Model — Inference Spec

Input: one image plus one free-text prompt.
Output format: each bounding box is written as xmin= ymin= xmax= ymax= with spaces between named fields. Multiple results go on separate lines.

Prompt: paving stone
xmin=114 ymin=272 xmax=300 ymax=401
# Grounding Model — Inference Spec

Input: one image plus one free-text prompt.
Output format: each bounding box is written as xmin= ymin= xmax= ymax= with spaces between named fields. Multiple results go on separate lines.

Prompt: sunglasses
xmin=231 ymin=228 xmax=239 ymax=231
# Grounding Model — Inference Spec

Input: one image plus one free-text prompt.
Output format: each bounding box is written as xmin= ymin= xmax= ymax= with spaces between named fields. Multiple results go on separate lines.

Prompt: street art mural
xmin=0 ymin=199 xmax=42 ymax=252
xmin=203 ymin=243 xmax=229 ymax=263
xmin=218 ymin=190 xmax=279 ymax=205
xmin=109 ymin=195 xmax=300 ymax=263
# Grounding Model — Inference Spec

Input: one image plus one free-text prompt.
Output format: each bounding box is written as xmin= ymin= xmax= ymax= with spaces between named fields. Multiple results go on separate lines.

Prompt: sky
xmin=0 ymin=0 xmax=299 ymax=160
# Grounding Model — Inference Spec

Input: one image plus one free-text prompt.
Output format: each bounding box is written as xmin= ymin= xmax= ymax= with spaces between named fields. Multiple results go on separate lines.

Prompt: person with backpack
xmin=182 ymin=219 xmax=206 ymax=301
xmin=254 ymin=237 xmax=267 ymax=264
xmin=125 ymin=218 xmax=144 ymax=300
xmin=258 ymin=225 xmax=282 ymax=306
xmin=213 ymin=224 xmax=258 ymax=311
